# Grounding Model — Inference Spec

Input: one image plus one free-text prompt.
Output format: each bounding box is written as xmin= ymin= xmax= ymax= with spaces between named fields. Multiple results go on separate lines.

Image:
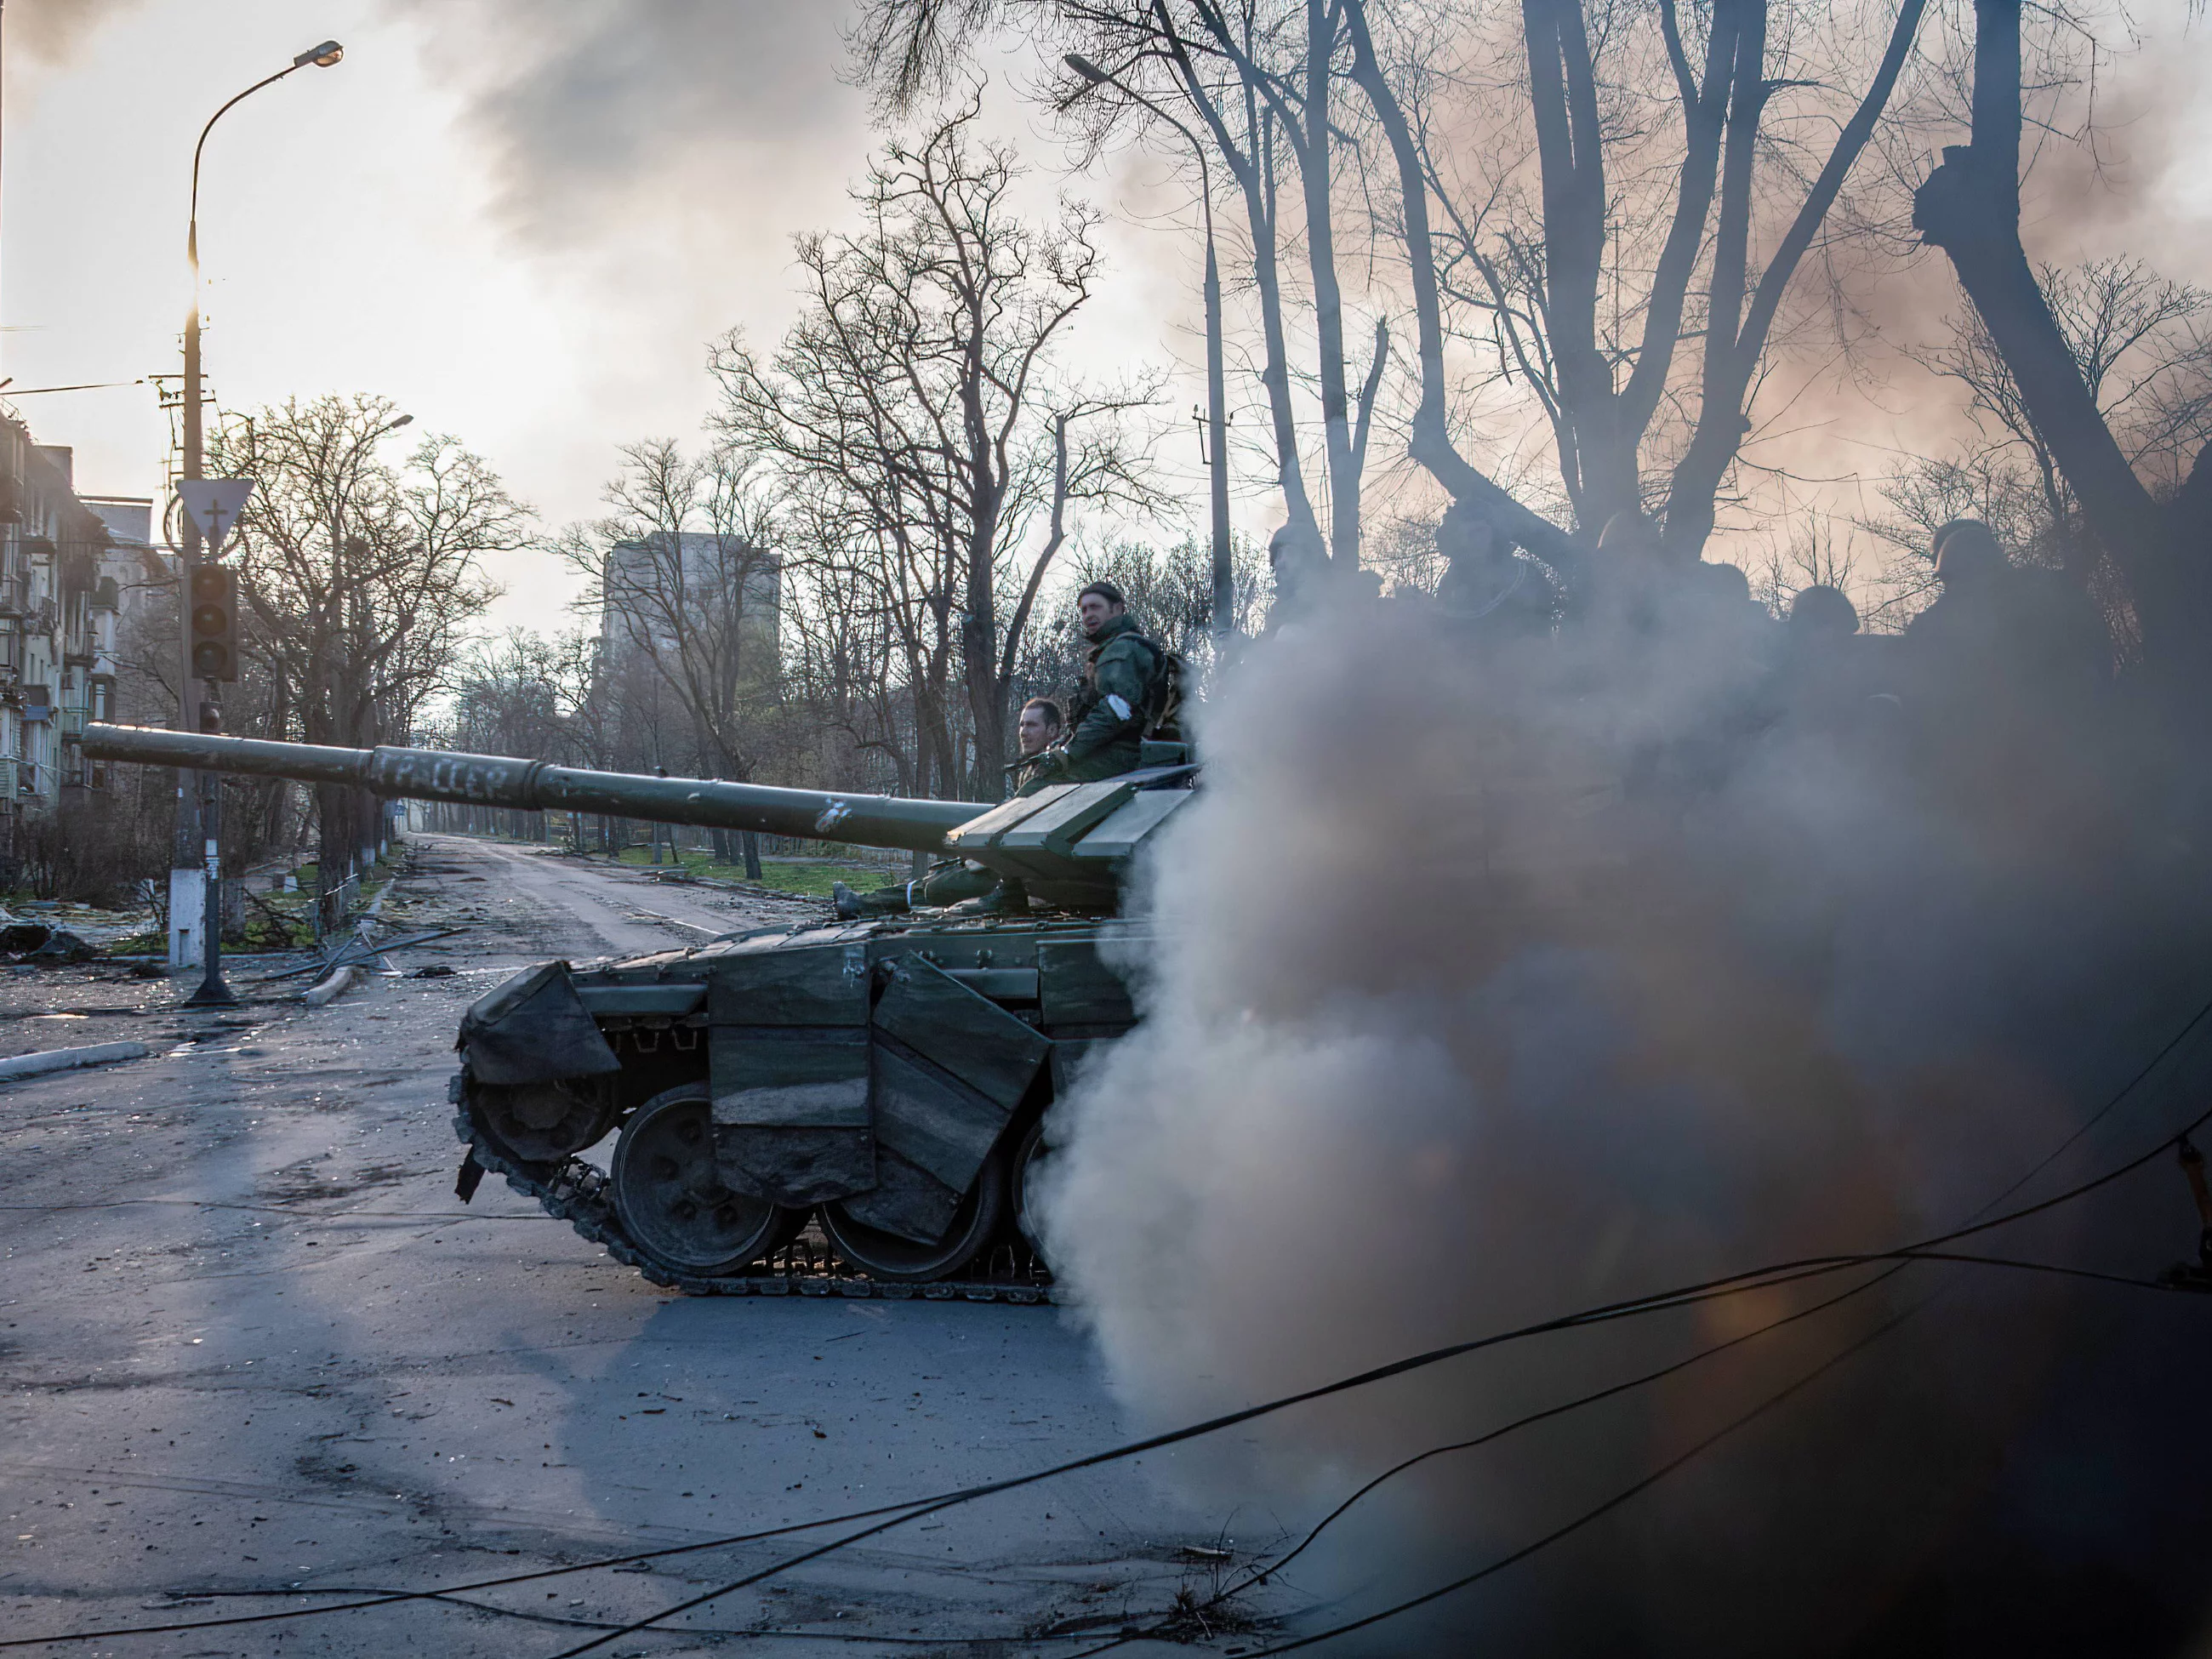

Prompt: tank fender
xmin=458 ymin=961 xmax=621 ymax=1086
xmin=709 ymin=942 xmax=876 ymax=1207
xmin=837 ymin=958 xmax=1052 ymax=1246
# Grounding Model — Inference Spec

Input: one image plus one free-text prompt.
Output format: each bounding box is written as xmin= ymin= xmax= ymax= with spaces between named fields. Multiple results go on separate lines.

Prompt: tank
xmin=83 ymin=722 xmax=1200 ymax=1299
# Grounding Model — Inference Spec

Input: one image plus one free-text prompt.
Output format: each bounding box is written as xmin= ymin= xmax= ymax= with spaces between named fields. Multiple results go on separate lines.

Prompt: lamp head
xmin=1064 ymin=53 xmax=1109 ymax=86
xmin=296 ymin=40 xmax=345 ymax=68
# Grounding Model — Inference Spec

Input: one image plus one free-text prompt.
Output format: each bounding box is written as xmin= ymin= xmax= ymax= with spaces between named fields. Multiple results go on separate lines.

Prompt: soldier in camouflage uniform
xmin=1021 ymin=580 xmax=1171 ymax=790
xmin=833 ymin=698 xmax=1065 ymax=919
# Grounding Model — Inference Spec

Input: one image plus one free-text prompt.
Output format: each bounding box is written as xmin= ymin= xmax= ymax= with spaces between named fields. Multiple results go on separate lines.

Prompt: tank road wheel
xmin=1011 ymin=1116 xmax=1052 ymax=1266
xmin=609 ymin=1085 xmax=800 ymax=1278
xmin=469 ymin=1079 xmax=619 ymax=1171
xmin=819 ymin=1149 xmax=1009 ymax=1284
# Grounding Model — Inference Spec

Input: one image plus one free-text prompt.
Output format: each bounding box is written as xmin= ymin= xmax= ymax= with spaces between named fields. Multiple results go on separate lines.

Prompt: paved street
xmin=0 ymin=835 xmax=1237 ymax=1656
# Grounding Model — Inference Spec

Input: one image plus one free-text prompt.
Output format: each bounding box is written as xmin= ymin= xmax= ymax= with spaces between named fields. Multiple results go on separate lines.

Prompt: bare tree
xmin=1924 ymin=259 xmax=2212 ymax=573
xmin=213 ymin=394 xmax=518 ymax=882
xmin=1346 ymin=0 xmax=1930 ymax=560
xmin=1912 ymin=0 xmax=2212 ymax=683
xmin=715 ymin=101 xmax=1159 ymax=797
xmin=868 ymin=2 xmax=1396 ymax=569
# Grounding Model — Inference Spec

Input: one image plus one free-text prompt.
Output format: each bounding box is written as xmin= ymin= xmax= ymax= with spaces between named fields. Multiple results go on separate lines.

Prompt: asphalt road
xmin=0 ymin=835 xmax=1246 ymax=1656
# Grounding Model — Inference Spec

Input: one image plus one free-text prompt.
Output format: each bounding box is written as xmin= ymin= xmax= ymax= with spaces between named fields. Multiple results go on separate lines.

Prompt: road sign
xmin=176 ymin=477 xmax=255 ymax=557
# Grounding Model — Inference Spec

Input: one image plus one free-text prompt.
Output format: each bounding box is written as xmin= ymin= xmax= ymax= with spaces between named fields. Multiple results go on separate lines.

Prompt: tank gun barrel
xmin=81 ymin=724 xmax=983 ymax=857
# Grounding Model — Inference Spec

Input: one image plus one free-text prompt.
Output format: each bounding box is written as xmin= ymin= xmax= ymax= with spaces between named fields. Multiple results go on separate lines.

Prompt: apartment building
xmin=0 ymin=413 xmax=165 ymax=824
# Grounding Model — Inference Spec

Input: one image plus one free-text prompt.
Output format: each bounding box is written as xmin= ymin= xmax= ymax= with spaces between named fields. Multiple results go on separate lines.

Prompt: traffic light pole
xmin=175 ymin=493 xmax=249 ymax=1009
xmin=170 ymin=305 xmax=208 ymax=976
xmin=185 ymin=704 xmax=234 ymax=1006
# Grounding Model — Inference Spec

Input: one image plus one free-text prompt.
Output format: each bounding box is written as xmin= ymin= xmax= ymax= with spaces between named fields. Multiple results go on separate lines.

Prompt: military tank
xmin=82 ymin=722 xmax=1199 ymax=1299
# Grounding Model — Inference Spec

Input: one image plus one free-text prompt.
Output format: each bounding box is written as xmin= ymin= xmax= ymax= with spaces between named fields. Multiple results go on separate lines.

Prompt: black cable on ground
xmin=1100 ymin=1289 xmax=1936 ymax=1659
xmin=10 ymin=1055 xmax=2208 ymax=1654
xmin=548 ymin=1054 xmax=2212 ymax=1658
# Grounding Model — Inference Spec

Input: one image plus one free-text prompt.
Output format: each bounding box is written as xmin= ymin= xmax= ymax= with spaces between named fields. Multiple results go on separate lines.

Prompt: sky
xmin=6 ymin=1 xmax=2212 ymax=639
xmin=0 ymin=0 xmax=1205 ymax=634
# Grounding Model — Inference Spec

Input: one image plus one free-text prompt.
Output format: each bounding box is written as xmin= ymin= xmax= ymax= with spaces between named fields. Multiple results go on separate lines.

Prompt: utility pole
xmin=168 ymin=40 xmax=345 ymax=979
xmin=1200 ymin=197 xmax=1232 ymax=641
xmin=1064 ymin=54 xmax=1234 ymax=642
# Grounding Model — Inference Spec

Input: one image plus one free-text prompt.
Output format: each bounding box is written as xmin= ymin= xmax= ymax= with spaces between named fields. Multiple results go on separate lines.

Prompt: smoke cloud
xmin=1045 ymin=579 xmax=2212 ymax=1652
xmin=3 ymin=0 xmax=142 ymax=63
xmin=394 ymin=0 xmax=864 ymax=245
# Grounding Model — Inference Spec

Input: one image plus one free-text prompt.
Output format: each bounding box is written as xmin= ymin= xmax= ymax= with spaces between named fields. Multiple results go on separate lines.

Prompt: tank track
xmin=450 ymin=1075 xmax=1057 ymax=1305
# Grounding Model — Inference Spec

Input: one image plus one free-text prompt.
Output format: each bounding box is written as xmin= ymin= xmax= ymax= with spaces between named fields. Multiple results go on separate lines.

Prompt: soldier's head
xmin=1077 ymin=580 xmax=1127 ymax=638
xmin=1017 ymin=697 xmax=1064 ymax=756
xmin=1788 ymin=584 xmax=1859 ymax=640
xmin=1435 ymin=499 xmax=1501 ymax=567
xmin=1266 ymin=520 xmax=1328 ymax=605
xmin=1931 ymin=520 xmax=2006 ymax=593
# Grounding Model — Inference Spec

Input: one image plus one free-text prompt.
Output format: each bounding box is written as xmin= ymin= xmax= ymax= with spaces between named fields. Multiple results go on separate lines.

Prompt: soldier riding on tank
xmin=833 ymin=697 xmax=1065 ymax=920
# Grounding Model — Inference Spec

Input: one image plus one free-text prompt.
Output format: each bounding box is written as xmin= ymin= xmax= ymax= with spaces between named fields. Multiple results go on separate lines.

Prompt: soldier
xmin=1906 ymin=518 xmax=2109 ymax=696
xmin=1433 ymin=499 xmax=1558 ymax=644
xmin=1024 ymin=580 xmax=1171 ymax=787
xmin=832 ymin=698 xmax=1065 ymax=919
xmin=949 ymin=585 xmax=1172 ymax=916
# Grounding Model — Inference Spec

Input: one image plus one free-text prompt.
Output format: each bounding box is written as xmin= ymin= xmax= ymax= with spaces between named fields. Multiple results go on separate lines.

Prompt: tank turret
xmin=81 ymin=723 xmax=1197 ymax=909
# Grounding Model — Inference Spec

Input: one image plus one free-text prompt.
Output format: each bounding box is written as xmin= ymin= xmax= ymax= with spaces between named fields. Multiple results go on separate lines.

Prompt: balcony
xmin=0 ymin=758 xmax=16 ymax=799
xmin=0 ymin=576 xmax=25 ymax=618
xmin=58 ymin=707 xmax=87 ymax=740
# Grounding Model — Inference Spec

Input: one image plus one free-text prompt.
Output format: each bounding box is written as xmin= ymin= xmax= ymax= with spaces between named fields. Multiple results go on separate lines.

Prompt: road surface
xmin=0 ymin=835 xmax=1252 ymax=1656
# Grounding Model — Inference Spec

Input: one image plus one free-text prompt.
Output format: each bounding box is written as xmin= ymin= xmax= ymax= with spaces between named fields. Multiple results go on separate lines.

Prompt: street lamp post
xmin=171 ymin=39 xmax=344 ymax=1001
xmin=1064 ymin=54 xmax=1234 ymax=644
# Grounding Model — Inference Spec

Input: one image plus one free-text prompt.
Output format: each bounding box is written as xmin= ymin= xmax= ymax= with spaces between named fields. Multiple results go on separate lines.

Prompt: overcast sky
xmin=0 ymin=0 xmax=1201 ymax=633
xmin=7 ymin=0 xmax=2212 ymax=637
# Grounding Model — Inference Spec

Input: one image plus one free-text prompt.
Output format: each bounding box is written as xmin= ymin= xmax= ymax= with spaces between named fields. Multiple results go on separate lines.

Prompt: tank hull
xmin=453 ymin=910 xmax=1143 ymax=1296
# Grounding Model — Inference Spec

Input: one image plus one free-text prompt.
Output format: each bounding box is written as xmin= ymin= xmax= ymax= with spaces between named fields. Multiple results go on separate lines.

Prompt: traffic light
xmin=188 ymin=562 xmax=240 ymax=682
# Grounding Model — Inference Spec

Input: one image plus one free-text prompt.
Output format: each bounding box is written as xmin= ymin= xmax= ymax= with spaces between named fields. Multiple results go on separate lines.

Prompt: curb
xmin=302 ymin=966 xmax=357 ymax=1007
xmin=0 ymin=1041 xmax=151 ymax=1083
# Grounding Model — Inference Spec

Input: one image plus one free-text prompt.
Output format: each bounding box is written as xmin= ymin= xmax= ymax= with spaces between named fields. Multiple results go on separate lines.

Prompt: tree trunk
xmin=1303 ymin=0 xmax=1360 ymax=563
xmin=1912 ymin=0 xmax=2209 ymax=670
xmin=1343 ymin=0 xmax=1583 ymax=579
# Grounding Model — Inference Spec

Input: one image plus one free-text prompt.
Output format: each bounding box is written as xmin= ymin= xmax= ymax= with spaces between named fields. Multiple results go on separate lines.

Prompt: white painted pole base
xmin=168 ymin=868 xmax=205 ymax=971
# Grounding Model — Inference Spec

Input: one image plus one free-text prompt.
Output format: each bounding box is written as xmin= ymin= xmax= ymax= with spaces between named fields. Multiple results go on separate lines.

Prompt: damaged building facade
xmin=0 ymin=411 xmax=165 ymax=857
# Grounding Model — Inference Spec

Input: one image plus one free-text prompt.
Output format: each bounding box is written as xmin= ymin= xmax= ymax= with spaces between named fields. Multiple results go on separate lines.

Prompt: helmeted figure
xmin=1434 ymin=499 xmax=1558 ymax=643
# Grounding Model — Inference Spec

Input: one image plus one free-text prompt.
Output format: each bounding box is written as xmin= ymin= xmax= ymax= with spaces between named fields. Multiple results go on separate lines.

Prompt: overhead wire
xmin=554 ymin=1010 xmax=2212 ymax=1656
xmin=11 ymin=1005 xmax=2209 ymax=1654
xmin=1136 ymin=1290 xmax=1937 ymax=1659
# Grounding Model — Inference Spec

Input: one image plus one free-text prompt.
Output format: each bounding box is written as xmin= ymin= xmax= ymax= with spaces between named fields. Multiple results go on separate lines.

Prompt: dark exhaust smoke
xmin=1043 ymin=573 xmax=2212 ymax=1656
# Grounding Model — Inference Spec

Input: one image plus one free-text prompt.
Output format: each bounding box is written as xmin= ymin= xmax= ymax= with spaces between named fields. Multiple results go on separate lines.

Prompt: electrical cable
xmin=555 ymin=1054 xmax=2212 ymax=1658
xmin=539 ymin=1246 xmax=2195 ymax=1659
xmin=11 ymin=1033 xmax=2208 ymax=1654
xmin=3 ymin=1249 xmax=2191 ymax=1653
xmin=1087 ymin=1290 xmax=1938 ymax=1659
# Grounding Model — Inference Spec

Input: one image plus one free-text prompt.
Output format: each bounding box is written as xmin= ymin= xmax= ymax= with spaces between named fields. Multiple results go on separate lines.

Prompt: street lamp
xmin=1065 ymin=52 xmax=1234 ymax=644
xmin=174 ymin=39 xmax=345 ymax=1006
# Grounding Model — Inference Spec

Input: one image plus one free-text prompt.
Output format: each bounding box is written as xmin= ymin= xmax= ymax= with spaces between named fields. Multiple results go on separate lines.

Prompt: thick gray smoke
xmin=1044 ymin=573 xmax=2212 ymax=1653
xmin=395 ymin=0 xmax=862 ymax=243
xmin=3 ymin=0 xmax=141 ymax=62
